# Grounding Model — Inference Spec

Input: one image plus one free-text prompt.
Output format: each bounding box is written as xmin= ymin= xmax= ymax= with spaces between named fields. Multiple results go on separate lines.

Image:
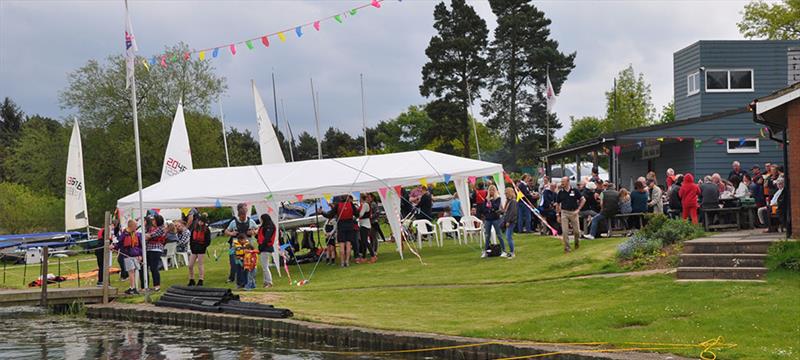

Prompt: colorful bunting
xmin=636 ymin=141 xmax=643 ymax=149
xmin=656 ymin=137 xmax=664 ymax=142
xmin=245 ymin=40 xmax=254 ymax=50
xmin=199 ymin=51 xmax=206 ymax=60
xmin=468 ymin=176 xmax=476 ymax=185
xmin=716 ymin=139 xmax=724 ymax=145
xmin=394 ymin=185 xmax=402 ymax=197
xmin=503 ymin=172 xmax=513 ymax=184
xmin=739 ymin=138 xmax=746 ymax=146
xmin=334 ymin=14 xmax=343 ymax=23
xmin=443 ymin=173 xmax=452 ymax=184
xmin=141 ymin=59 xmax=150 ymax=71
xmin=184 ymin=52 xmax=190 ymax=60
xmin=419 ymin=178 xmax=428 ymax=187
xmin=267 ymin=206 xmax=274 ymax=214
xmin=295 ymin=26 xmax=303 ymax=38
xmin=313 ymin=21 xmax=321 ymax=31
xmin=694 ymin=139 xmax=703 ymax=149
xmin=265 ymin=193 xmax=274 ymax=200
xmin=295 ymin=194 xmax=304 ymax=201
xmin=323 ymin=193 xmax=332 ymax=203
xmin=371 ymin=0 xmax=381 ymax=8
xmin=180 ymin=208 xmax=190 ymax=216
xmin=492 ymin=173 xmax=502 ymax=185
xmin=378 ymin=187 xmax=388 ymax=198
xmin=516 ymin=191 xmax=524 ymax=201
xmin=229 ymin=44 xmax=236 ymax=55
xmin=214 ymin=199 xmax=222 ymax=208
xmin=677 ymin=137 xmax=684 ymax=142
xmin=350 ymin=9 xmax=358 ymax=15
xmin=212 ymin=47 xmax=219 ymax=58
xmin=261 ymin=36 xmax=270 ymax=47
xmin=613 ymin=146 xmax=621 ymax=155
xmin=319 ymin=196 xmax=329 ymax=208
xmin=160 ymin=55 xmax=167 ymax=67
xmin=278 ymin=32 xmax=286 ymax=42
xmin=352 ymin=191 xmax=360 ymax=200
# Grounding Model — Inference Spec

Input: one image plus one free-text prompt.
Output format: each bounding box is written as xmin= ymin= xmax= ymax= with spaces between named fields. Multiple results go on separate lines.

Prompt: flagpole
xmin=219 ymin=101 xmax=231 ymax=167
xmin=281 ymin=99 xmax=295 ymax=162
xmin=310 ymin=78 xmax=322 ymax=160
xmin=360 ymin=73 xmax=368 ymax=156
xmin=125 ymin=0 xmax=148 ymax=294
xmin=464 ymin=63 xmax=481 ymax=160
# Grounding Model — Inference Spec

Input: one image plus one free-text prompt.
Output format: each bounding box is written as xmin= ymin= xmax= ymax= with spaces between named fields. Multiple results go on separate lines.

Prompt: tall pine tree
xmin=482 ymin=0 xmax=575 ymax=170
xmin=420 ymin=0 xmax=488 ymax=158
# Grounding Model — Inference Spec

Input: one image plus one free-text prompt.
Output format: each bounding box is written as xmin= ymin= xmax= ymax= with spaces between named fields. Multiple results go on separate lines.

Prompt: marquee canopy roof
xmin=117 ymin=150 xmax=503 ymax=210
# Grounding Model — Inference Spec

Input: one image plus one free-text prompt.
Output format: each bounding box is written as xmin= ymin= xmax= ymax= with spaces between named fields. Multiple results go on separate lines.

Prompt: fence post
xmin=102 ymin=211 xmax=110 ymax=304
xmin=57 ymin=257 xmax=61 ymax=288
xmin=40 ymin=247 xmax=48 ymax=307
xmin=76 ymin=258 xmax=81 ymax=287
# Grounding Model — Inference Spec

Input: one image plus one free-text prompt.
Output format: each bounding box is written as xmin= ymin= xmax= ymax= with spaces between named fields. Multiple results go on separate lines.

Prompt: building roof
xmin=753 ymin=82 xmax=800 ymax=129
xmin=539 ymin=107 xmax=749 ymax=158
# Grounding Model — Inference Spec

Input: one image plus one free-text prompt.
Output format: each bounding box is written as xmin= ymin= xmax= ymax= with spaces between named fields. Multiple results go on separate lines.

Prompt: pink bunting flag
xmin=313 ymin=21 xmax=321 ymax=31
xmin=677 ymin=137 xmax=684 ymax=142
xmin=295 ymin=194 xmax=304 ymax=201
xmin=378 ymin=187 xmax=388 ymax=198
xmin=229 ymin=44 xmax=236 ymax=55
xmin=371 ymin=0 xmax=381 ymax=8
xmin=468 ymin=176 xmax=476 ymax=185
xmin=160 ymin=55 xmax=167 ymax=68
xmin=716 ymin=139 xmax=724 ymax=145
xmin=261 ymin=36 xmax=270 ymax=47
xmin=613 ymin=145 xmax=621 ymax=155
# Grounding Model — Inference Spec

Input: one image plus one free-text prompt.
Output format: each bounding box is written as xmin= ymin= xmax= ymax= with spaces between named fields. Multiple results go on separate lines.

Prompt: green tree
xmin=225 ymin=128 xmax=260 ymax=166
xmin=737 ymin=0 xmax=800 ymax=40
xmin=605 ymin=65 xmax=655 ymax=132
xmin=373 ymin=105 xmax=433 ymax=153
xmin=420 ymin=0 xmax=489 ymax=158
xmin=3 ymin=115 xmax=69 ymax=197
xmin=295 ymin=131 xmax=319 ymax=160
xmin=0 ymin=182 xmax=64 ymax=234
xmin=482 ymin=0 xmax=575 ymax=170
xmin=59 ymin=43 xmax=227 ymax=127
xmin=658 ymin=101 xmax=675 ymax=123
xmin=561 ymin=116 xmax=605 ymax=146
xmin=322 ymin=127 xmax=357 ymax=158
xmin=0 ymin=97 xmax=25 ymax=180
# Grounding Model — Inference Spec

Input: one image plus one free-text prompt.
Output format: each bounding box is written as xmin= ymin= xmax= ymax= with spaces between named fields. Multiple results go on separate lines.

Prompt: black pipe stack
xmin=155 ymin=286 xmax=293 ymax=318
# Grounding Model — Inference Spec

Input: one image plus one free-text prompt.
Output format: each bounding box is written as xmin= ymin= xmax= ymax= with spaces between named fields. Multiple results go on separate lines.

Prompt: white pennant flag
xmin=546 ymin=73 xmax=557 ymax=112
xmin=124 ymin=0 xmax=138 ymax=89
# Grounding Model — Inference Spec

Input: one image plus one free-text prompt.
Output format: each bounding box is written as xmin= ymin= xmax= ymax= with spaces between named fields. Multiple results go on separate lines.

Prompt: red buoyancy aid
xmin=257 ymin=225 xmax=277 ymax=247
xmin=192 ymin=227 xmax=208 ymax=245
xmin=337 ymin=201 xmax=356 ymax=221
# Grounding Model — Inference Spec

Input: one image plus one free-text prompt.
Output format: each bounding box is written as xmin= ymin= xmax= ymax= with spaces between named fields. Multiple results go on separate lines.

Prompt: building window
xmin=687 ymin=72 xmax=700 ymax=96
xmin=706 ymin=69 xmax=754 ymax=92
xmin=726 ymin=138 xmax=759 ymax=154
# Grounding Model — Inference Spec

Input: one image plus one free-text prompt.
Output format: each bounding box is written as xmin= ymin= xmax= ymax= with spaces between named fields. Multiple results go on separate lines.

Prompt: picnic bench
xmin=605 ymin=213 xmax=646 ymax=237
xmin=701 ymin=207 xmax=741 ymax=231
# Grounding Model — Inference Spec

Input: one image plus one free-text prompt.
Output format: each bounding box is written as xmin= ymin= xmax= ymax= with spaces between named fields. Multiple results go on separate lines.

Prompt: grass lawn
xmin=3 ymin=232 xmax=798 ymax=359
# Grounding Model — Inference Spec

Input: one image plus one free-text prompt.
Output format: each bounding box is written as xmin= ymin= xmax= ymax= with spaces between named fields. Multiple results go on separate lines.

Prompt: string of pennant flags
xmin=140 ymin=0 xmax=390 ymax=71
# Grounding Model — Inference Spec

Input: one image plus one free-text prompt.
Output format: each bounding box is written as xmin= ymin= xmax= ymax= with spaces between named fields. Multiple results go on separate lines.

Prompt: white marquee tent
xmin=117 ymin=150 xmax=505 ymax=257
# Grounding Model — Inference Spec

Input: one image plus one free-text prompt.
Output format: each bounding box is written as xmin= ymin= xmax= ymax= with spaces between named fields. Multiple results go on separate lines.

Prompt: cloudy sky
xmin=1 ymin=0 xmax=749 ymax=140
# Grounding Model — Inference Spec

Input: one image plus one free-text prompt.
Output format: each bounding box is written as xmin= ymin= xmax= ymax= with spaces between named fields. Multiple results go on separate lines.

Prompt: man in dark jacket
xmin=586 ymin=183 xmax=620 ymax=239
xmin=699 ymin=176 xmax=720 ymax=224
xmin=516 ymin=174 xmax=533 ymax=233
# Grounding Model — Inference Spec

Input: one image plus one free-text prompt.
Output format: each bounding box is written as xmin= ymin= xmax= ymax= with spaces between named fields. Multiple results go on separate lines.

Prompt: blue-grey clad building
xmin=541 ymin=40 xmax=800 ymax=187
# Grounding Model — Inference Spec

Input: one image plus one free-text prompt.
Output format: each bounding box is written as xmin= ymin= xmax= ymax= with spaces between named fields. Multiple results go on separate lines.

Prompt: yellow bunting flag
xmin=180 ymin=208 xmax=190 ymax=216
xmin=141 ymin=59 xmax=150 ymax=71
xmin=199 ymin=51 xmax=205 ymax=60
xmin=657 ymin=137 xmax=664 ymax=142
xmin=516 ymin=191 xmax=524 ymax=201
xmin=323 ymin=193 xmax=332 ymax=203
xmin=278 ymin=32 xmax=286 ymax=42
xmin=420 ymin=178 xmax=428 ymax=187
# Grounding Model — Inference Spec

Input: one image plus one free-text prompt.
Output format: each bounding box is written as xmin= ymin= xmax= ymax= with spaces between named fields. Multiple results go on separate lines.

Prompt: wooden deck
xmin=0 ymin=287 xmax=118 ymax=306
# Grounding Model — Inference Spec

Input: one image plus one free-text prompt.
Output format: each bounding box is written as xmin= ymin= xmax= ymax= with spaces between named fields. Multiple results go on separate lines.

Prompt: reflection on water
xmin=0 ymin=306 xmax=339 ymax=360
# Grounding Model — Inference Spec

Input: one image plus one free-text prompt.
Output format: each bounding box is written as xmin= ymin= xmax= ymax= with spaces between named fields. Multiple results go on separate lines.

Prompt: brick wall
xmin=788 ymin=100 xmax=800 ymax=238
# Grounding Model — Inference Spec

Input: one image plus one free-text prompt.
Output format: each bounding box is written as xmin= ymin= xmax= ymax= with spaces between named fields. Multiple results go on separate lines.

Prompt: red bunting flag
xmin=716 ymin=139 xmax=724 ymax=145
xmin=295 ymin=194 xmax=304 ymax=201
xmin=229 ymin=44 xmax=236 ymax=55
xmin=261 ymin=36 xmax=270 ymax=47
xmin=613 ymin=145 xmax=621 ymax=155
xmin=503 ymin=172 xmax=513 ymax=184
xmin=394 ymin=185 xmax=402 ymax=197
xmin=183 ymin=52 xmax=190 ymax=60
xmin=371 ymin=0 xmax=381 ymax=8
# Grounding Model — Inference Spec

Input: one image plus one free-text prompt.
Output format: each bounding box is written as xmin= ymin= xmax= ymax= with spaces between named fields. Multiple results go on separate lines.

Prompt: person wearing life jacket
xmin=356 ymin=193 xmax=376 ymax=264
xmin=323 ymin=195 xmax=358 ymax=267
xmin=114 ymin=219 xmax=142 ymax=295
xmin=224 ymin=203 xmax=257 ymax=284
xmin=257 ymin=213 xmax=277 ymax=288
xmin=187 ymin=215 xmax=211 ymax=287
xmin=143 ymin=214 xmax=167 ymax=291
xmin=242 ymin=239 xmax=259 ymax=290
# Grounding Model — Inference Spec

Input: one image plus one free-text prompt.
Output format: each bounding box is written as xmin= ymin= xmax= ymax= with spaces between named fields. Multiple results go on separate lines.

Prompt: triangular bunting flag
xmin=245 ymin=40 xmax=254 ymax=49
xmin=419 ymin=178 xmax=428 ymax=187
xmin=378 ymin=187 xmax=388 ymax=198
xmin=443 ymin=174 xmax=452 ymax=184
xmin=334 ymin=14 xmax=343 ymax=23
xmin=657 ymin=137 xmax=664 ymax=142
xmin=181 ymin=208 xmax=190 ymax=216
xmin=468 ymin=176 xmax=476 ymax=185
xmin=295 ymin=194 xmax=304 ymax=201
xmin=323 ymin=193 xmax=332 ymax=203
xmin=613 ymin=146 xmax=621 ymax=155
xmin=278 ymin=32 xmax=286 ymax=42
xmin=516 ymin=191 xmax=524 ymax=201
xmin=350 ymin=9 xmax=358 ymax=15
xmin=265 ymin=193 xmax=274 ymax=200
xmin=261 ymin=36 xmax=270 ymax=47
xmin=504 ymin=172 xmax=513 ymax=184
xmin=493 ymin=173 xmax=502 ymax=185
xmin=212 ymin=48 xmax=219 ymax=58
xmin=394 ymin=185 xmax=402 ymax=197
xmin=313 ymin=21 xmax=321 ymax=31
xmin=229 ymin=44 xmax=236 ymax=55
xmin=352 ymin=191 xmax=360 ymax=200
xmin=371 ymin=0 xmax=381 ymax=8
xmin=694 ymin=139 xmax=703 ymax=149
xmin=214 ymin=199 xmax=222 ymax=208
xmin=295 ymin=26 xmax=303 ymax=38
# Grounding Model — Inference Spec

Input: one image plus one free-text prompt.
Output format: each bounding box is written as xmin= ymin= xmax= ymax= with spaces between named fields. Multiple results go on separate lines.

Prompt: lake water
xmin=0 ymin=306 xmax=353 ymax=360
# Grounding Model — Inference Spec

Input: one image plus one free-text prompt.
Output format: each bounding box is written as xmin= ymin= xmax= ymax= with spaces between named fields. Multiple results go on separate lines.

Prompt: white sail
xmin=65 ymin=119 xmax=88 ymax=231
xmin=160 ymin=101 xmax=193 ymax=220
xmin=252 ymin=80 xmax=286 ymax=164
xmin=161 ymin=101 xmax=193 ymax=180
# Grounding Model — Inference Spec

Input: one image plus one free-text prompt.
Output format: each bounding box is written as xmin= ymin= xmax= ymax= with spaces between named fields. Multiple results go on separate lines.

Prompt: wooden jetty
xmin=0 ymin=287 xmax=118 ymax=306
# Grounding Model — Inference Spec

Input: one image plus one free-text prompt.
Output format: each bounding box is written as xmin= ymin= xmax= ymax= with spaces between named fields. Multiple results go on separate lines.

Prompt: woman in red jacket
xmin=679 ymin=173 xmax=701 ymax=224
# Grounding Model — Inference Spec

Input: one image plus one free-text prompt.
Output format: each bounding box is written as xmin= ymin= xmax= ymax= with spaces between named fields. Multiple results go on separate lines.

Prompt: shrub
xmin=766 ymin=241 xmax=800 ymax=272
xmin=0 ymin=182 xmax=64 ymax=234
xmin=616 ymin=232 xmax=662 ymax=260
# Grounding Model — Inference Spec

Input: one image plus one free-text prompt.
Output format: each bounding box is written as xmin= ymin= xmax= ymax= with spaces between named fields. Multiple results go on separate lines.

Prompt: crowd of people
xmin=97 ymin=159 xmax=787 ymax=294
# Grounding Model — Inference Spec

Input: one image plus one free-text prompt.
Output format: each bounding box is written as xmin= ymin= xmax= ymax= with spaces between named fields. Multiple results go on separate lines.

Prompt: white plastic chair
xmin=161 ymin=243 xmax=178 ymax=270
xmin=412 ymin=220 xmax=437 ymax=248
xmin=175 ymin=248 xmax=190 ymax=267
xmin=459 ymin=215 xmax=483 ymax=244
xmin=436 ymin=217 xmax=460 ymax=245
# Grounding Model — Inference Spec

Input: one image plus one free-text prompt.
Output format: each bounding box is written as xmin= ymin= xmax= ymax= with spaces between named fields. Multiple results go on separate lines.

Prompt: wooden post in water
xmin=40 ymin=247 xmax=48 ymax=307
xmin=102 ymin=211 xmax=110 ymax=304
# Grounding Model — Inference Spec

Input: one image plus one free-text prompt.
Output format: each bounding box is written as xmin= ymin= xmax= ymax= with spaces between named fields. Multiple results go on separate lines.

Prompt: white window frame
xmin=705 ymin=69 xmax=754 ymax=93
xmin=687 ymin=72 xmax=700 ymax=96
xmin=726 ymin=138 xmax=760 ymax=154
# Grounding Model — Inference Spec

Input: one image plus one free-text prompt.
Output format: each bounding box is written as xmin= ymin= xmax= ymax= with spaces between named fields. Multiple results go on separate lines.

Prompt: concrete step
xmin=676 ymin=266 xmax=768 ymax=280
xmin=682 ymin=240 xmax=774 ymax=254
xmin=679 ymin=253 xmax=766 ymax=267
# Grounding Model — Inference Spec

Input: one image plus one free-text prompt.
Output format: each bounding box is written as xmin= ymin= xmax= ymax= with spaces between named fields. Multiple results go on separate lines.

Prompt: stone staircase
xmin=676 ymin=231 xmax=781 ymax=281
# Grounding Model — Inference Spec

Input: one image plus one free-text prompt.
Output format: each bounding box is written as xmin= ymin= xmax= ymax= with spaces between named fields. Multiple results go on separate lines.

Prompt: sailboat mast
xmin=219 ymin=101 xmax=231 ymax=167
xmin=281 ymin=99 xmax=294 ymax=162
xmin=271 ymin=72 xmax=279 ymax=135
xmin=360 ymin=73 xmax=367 ymax=156
xmin=310 ymin=78 xmax=322 ymax=160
